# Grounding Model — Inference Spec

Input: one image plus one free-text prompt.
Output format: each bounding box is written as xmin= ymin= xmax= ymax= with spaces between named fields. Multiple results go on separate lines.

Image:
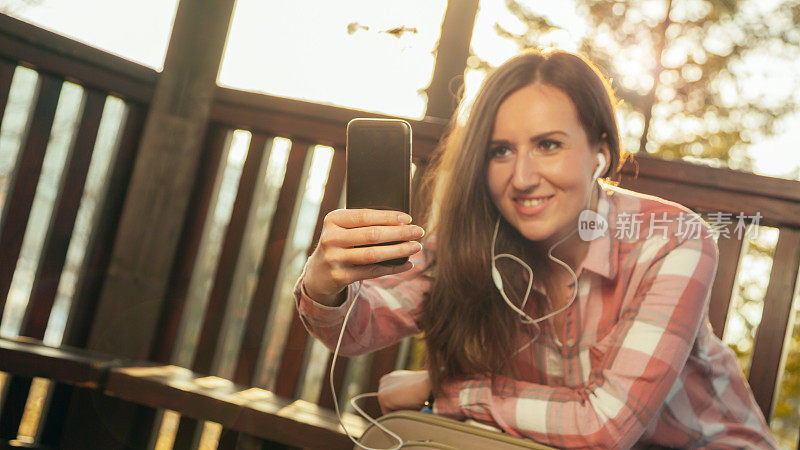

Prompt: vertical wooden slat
xmin=317 ymin=353 xmax=348 ymax=410
xmin=150 ymin=125 xmax=230 ymax=364
xmin=708 ymin=227 xmax=744 ymax=338
xmin=22 ymin=88 xmax=105 ymax=340
xmin=0 ymin=375 xmax=31 ymax=440
xmin=36 ymin=381 xmax=72 ymax=447
xmin=61 ymin=104 xmax=145 ymax=349
xmin=171 ymin=133 xmax=270 ymax=448
xmin=261 ymin=146 xmax=345 ymax=397
xmin=308 ymin=148 xmax=347 ymax=256
xmin=273 ymin=317 xmax=312 ymax=400
xmin=748 ymin=227 xmax=800 ymax=419
xmin=232 ymin=140 xmax=312 ymax=387
xmin=0 ymin=59 xmax=16 ymax=132
xmin=215 ymin=429 xmax=239 ymax=450
xmin=171 ymin=418 xmax=197 ymax=450
xmin=40 ymin=104 xmax=144 ymax=449
xmin=191 ymin=132 xmax=270 ymax=375
xmin=363 ymin=345 xmax=402 ymax=419
xmin=0 ymin=74 xmax=62 ymax=316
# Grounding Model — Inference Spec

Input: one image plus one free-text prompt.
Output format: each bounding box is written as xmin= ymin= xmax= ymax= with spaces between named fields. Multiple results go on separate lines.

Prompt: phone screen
xmin=346 ymin=118 xmax=412 ymax=266
xmin=346 ymin=119 xmax=411 ymax=213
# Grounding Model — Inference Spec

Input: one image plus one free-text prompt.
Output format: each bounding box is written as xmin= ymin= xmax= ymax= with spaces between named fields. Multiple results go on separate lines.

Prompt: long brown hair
xmin=415 ymin=49 xmax=627 ymax=394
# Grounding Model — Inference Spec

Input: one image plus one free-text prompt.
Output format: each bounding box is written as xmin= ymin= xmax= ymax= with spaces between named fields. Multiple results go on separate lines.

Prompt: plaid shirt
xmin=294 ymin=182 xmax=777 ymax=449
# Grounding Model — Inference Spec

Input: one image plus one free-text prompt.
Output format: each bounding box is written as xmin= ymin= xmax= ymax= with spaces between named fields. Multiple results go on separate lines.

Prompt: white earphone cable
xmin=494 ymin=170 xmax=603 ymax=354
xmin=330 ymin=279 xmax=403 ymax=450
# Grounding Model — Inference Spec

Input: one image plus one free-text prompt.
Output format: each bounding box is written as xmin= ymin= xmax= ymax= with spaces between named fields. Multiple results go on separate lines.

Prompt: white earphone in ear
xmin=592 ymin=154 xmax=606 ymax=181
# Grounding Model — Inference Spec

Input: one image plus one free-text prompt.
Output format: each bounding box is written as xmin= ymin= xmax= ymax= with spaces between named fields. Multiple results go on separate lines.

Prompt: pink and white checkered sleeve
xmin=434 ymin=232 xmax=719 ymax=449
xmin=294 ymin=239 xmax=433 ymax=356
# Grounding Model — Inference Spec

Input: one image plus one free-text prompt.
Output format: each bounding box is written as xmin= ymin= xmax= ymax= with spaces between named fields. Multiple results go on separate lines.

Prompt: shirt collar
xmin=579 ymin=180 xmax=619 ymax=280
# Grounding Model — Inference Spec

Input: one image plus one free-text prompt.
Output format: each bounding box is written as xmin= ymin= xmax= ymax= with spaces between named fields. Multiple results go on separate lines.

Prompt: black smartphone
xmin=346 ymin=118 xmax=412 ymax=266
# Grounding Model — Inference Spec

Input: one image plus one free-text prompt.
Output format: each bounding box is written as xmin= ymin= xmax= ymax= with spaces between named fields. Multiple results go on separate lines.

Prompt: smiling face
xmin=486 ymin=82 xmax=610 ymax=248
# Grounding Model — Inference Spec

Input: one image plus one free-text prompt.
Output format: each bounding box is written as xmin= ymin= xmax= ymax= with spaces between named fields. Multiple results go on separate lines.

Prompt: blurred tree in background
xmin=483 ymin=0 xmax=800 ymax=172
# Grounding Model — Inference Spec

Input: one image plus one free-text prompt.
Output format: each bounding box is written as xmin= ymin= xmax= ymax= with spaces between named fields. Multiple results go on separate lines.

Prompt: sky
xmin=2 ymin=0 xmax=798 ymax=180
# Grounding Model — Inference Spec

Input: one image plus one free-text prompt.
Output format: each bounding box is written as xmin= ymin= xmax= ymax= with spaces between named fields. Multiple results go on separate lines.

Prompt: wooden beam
xmin=103 ymin=364 xmax=361 ymax=449
xmin=423 ymin=0 xmax=479 ymax=120
xmin=86 ymin=0 xmax=237 ymax=360
xmin=0 ymin=14 xmax=156 ymax=104
xmin=211 ymin=88 xmax=445 ymax=160
xmin=620 ymin=154 xmax=800 ymax=206
xmin=0 ymin=337 xmax=119 ymax=388
xmin=618 ymin=173 xmax=800 ymax=229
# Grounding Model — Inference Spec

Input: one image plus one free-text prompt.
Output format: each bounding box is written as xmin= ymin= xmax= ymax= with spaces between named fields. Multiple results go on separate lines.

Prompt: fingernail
xmin=398 ymin=213 xmax=412 ymax=224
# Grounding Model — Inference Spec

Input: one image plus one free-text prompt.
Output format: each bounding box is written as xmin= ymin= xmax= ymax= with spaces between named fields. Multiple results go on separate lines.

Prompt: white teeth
xmin=516 ymin=197 xmax=550 ymax=207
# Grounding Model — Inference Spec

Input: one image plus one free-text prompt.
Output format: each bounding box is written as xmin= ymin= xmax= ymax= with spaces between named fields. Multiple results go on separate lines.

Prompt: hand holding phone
xmin=303 ymin=209 xmax=424 ymax=306
xmin=345 ymin=118 xmax=413 ymax=266
xmin=301 ymin=118 xmax=421 ymax=306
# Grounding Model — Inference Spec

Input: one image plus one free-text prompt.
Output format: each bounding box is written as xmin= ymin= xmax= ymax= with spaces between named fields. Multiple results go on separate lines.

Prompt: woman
xmin=294 ymin=49 xmax=777 ymax=448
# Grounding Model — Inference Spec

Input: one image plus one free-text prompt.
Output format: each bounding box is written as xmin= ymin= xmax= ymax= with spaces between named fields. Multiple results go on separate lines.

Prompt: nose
xmin=511 ymin=150 xmax=541 ymax=191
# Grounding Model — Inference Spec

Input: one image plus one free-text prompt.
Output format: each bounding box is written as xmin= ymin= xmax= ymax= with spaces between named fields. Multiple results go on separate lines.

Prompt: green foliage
xmin=488 ymin=0 xmax=800 ymax=170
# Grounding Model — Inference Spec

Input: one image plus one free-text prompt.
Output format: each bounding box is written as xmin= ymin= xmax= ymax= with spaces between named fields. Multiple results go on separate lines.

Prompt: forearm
xmin=294 ymin=274 xmax=371 ymax=356
xmin=434 ymin=233 xmax=718 ymax=449
xmin=293 ymin=254 xmax=430 ymax=356
xmin=433 ymin=375 xmax=652 ymax=449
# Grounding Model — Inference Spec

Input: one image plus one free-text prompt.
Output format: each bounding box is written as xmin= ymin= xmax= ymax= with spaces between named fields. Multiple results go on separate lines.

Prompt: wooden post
xmin=59 ymin=0 xmax=236 ymax=447
xmin=86 ymin=0 xmax=236 ymax=359
xmin=423 ymin=0 xmax=479 ymax=120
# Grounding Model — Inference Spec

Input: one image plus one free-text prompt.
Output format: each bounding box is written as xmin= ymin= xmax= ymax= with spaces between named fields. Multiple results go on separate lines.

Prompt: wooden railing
xmin=0 ymin=11 xmax=798 ymax=450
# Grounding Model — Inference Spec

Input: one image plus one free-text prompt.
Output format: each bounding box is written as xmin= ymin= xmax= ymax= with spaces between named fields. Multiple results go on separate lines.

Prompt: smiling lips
xmin=513 ymin=195 xmax=554 ymax=215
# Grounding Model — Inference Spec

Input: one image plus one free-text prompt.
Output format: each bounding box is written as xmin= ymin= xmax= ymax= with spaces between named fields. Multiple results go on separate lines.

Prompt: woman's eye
xmin=539 ymin=139 xmax=562 ymax=152
xmin=489 ymin=145 xmax=512 ymax=158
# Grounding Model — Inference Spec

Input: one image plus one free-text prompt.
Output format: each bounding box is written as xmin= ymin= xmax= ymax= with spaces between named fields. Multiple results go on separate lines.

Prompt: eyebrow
xmin=489 ymin=130 xmax=568 ymax=145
